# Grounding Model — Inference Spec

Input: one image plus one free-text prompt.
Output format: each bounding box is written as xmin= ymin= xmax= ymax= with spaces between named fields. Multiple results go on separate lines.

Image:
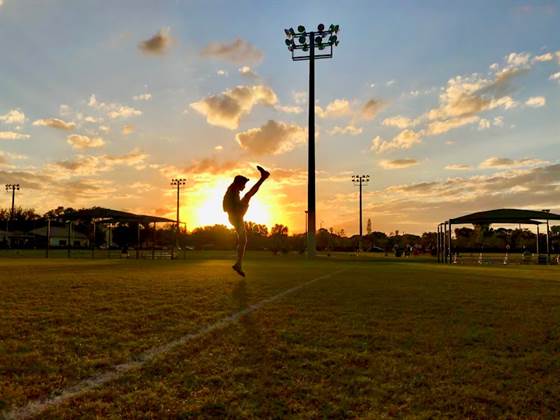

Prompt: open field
xmin=1 ymin=253 xmax=560 ymax=418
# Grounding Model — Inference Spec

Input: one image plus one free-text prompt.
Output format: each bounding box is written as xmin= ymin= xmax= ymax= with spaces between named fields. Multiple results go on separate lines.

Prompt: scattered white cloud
xmin=533 ymin=52 xmax=554 ymax=62
xmin=445 ymin=164 xmax=473 ymax=170
xmin=382 ymin=115 xmax=420 ymax=129
xmin=67 ymin=134 xmax=105 ymax=149
xmin=33 ymin=118 xmax=75 ymax=130
xmin=59 ymin=104 xmax=71 ymax=116
xmin=386 ymin=80 xmax=396 ymax=87
xmin=235 ymin=120 xmax=306 ymax=155
xmin=479 ymin=157 xmax=548 ymax=169
xmin=238 ymin=65 xmax=258 ymax=79
xmin=275 ymin=105 xmax=303 ymax=114
xmin=88 ymin=94 xmax=142 ymax=119
xmin=315 ymin=99 xmax=352 ymax=119
xmin=217 ymin=69 xmax=228 ymax=77
xmin=292 ymin=91 xmax=306 ymax=104
xmin=371 ymin=129 xmax=423 ymax=153
xmin=190 ymin=85 xmax=277 ymax=129
xmin=122 ymin=125 xmax=134 ymax=135
xmin=84 ymin=116 xmax=98 ymax=123
xmin=478 ymin=118 xmax=491 ymax=130
xmin=328 ymin=125 xmax=363 ymax=136
xmin=214 ymin=145 xmax=223 ymax=151
xmin=201 ymin=38 xmax=263 ymax=64
xmin=138 ymin=28 xmax=171 ymax=54
xmin=52 ymin=148 xmax=148 ymax=177
xmin=379 ymin=159 xmax=419 ymax=169
xmin=0 ymin=109 xmax=25 ymax=125
xmin=98 ymin=125 xmax=110 ymax=133
xmin=549 ymin=72 xmax=560 ymax=83
xmin=133 ymin=93 xmax=152 ymax=101
xmin=525 ymin=96 xmax=546 ymax=107
xmin=0 ymin=131 xmax=30 ymax=140
xmin=360 ymin=99 xmax=385 ymax=120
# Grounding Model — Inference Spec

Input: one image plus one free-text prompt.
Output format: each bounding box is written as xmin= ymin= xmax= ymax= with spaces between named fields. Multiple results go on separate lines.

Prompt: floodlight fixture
xmin=352 ymin=175 xmax=370 ymax=252
xmin=283 ymin=23 xmax=342 ymax=257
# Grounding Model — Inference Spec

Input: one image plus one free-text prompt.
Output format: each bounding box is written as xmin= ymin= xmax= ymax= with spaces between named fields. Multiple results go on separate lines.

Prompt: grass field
xmin=1 ymin=253 xmax=560 ymax=418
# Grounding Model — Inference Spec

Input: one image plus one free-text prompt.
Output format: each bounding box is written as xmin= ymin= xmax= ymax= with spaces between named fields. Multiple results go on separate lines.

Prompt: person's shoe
xmin=232 ymin=264 xmax=246 ymax=277
xmin=257 ymin=165 xmax=270 ymax=180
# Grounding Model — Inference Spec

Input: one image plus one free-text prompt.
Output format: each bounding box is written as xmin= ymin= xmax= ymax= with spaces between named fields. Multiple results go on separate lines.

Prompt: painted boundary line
xmin=4 ymin=269 xmax=348 ymax=420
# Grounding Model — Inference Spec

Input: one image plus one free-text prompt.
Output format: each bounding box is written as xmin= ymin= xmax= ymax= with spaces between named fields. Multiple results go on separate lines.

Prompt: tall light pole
xmin=543 ymin=209 xmax=551 ymax=262
xmin=171 ymin=178 xmax=186 ymax=247
xmin=352 ymin=175 xmax=370 ymax=251
xmin=5 ymin=184 xmax=20 ymax=220
xmin=284 ymin=23 xmax=341 ymax=257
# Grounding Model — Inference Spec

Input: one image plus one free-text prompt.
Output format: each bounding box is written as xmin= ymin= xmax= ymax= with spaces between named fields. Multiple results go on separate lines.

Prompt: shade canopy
xmin=449 ymin=208 xmax=560 ymax=225
xmin=73 ymin=207 xmax=174 ymax=224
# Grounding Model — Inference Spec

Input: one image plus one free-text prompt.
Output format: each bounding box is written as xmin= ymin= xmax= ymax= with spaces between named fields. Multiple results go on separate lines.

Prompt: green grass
xmin=1 ymin=253 xmax=560 ymax=418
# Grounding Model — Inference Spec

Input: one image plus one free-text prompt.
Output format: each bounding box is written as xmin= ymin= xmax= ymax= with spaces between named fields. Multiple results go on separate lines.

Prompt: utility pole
xmin=171 ymin=178 xmax=186 ymax=250
xmin=284 ymin=23 xmax=340 ymax=257
xmin=352 ymin=175 xmax=370 ymax=251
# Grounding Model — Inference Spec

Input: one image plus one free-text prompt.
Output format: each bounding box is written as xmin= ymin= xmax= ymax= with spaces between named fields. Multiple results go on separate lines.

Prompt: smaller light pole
xmin=5 ymin=184 xmax=20 ymax=220
xmin=352 ymin=175 xmax=370 ymax=252
xmin=171 ymin=178 xmax=187 ymax=251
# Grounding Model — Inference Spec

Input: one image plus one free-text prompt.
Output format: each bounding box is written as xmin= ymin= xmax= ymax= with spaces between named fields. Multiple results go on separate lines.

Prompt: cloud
xmin=533 ymin=52 xmax=554 ymax=62
xmin=33 ymin=118 xmax=76 ymax=130
xmin=238 ymin=66 xmax=258 ymax=79
xmin=371 ymin=129 xmax=422 ymax=153
xmin=133 ymin=93 xmax=152 ymax=101
xmin=478 ymin=116 xmax=504 ymax=130
xmin=525 ymin=96 xmax=546 ymax=107
xmin=201 ymin=38 xmax=263 ymax=64
xmin=235 ymin=120 xmax=306 ymax=155
xmin=217 ymin=69 xmax=228 ymax=77
xmin=292 ymin=91 xmax=307 ymax=104
xmin=275 ymin=105 xmax=303 ymax=114
xmin=328 ymin=125 xmax=363 ymax=135
xmin=190 ymin=85 xmax=277 ymax=129
xmin=52 ymin=148 xmax=148 ymax=176
xmin=379 ymin=159 xmax=419 ymax=169
xmin=426 ymin=115 xmax=480 ymax=135
xmin=66 ymin=134 xmax=105 ymax=149
xmin=0 ymin=109 xmax=25 ymax=125
xmin=0 ymin=131 xmax=30 ymax=140
xmin=214 ymin=145 xmax=223 ymax=151
xmin=88 ymin=94 xmax=142 ymax=119
xmin=386 ymin=80 xmax=396 ymax=86
xmin=315 ymin=99 xmax=352 ymax=119
xmin=382 ymin=115 xmax=419 ymax=129
xmin=360 ymin=99 xmax=384 ymax=120
xmin=549 ymin=72 xmax=560 ymax=83
xmin=122 ymin=124 xmax=134 ymax=135
xmin=138 ymin=28 xmax=171 ymax=54
xmin=479 ymin=157 xmax=548 ymax=169
xmin=445 ymin=164 xmax=472 ymax=170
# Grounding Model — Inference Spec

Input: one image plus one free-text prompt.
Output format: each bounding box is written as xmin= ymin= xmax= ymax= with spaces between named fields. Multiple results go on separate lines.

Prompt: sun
xmin=184 ymin=179 xmax=276 ymax=230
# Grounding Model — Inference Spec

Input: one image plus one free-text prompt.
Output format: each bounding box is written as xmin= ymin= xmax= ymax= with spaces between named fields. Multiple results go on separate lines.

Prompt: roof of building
xmin=448 ymin=208 xmax=560 ymax=225
xmin=29 ymin=226 xmax=89 ymax=238
xmin=75 ymin=207 xmax=174 ymax=223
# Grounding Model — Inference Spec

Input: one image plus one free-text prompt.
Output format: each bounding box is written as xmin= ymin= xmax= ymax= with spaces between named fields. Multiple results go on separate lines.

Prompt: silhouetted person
xmin=223 ymin=166 xmax=270 ymax=277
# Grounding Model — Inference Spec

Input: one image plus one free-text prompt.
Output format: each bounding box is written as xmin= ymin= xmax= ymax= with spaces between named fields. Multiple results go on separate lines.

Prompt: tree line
xmin=1 ymin=207 xmax=558 ymax=253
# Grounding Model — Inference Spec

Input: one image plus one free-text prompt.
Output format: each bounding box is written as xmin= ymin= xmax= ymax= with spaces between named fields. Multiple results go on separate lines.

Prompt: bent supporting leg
xmin=235 ymin=223 xmax=247 ymax=268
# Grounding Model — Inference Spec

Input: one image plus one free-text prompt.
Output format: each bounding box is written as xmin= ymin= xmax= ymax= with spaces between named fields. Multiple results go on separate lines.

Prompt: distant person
xmin=223 ymin=165 xmax=270 ymax=277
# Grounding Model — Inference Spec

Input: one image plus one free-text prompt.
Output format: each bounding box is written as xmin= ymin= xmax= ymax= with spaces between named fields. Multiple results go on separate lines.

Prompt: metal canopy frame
xmin=437 ymin=209 xmax=560 ymax=264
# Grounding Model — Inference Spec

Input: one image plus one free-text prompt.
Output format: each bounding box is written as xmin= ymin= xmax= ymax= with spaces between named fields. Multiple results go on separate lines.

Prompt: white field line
xmin=4 ymin=269 xmax=348 ymax=420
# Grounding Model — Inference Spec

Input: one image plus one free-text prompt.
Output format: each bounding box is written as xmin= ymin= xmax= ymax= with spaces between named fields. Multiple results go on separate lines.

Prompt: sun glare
xmin=184 ymin=179 xmax=277 ymax=230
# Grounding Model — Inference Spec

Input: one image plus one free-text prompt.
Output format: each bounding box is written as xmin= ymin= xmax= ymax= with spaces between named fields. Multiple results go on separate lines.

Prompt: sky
xmin=0 ymin=0 xmax=559 ymax=235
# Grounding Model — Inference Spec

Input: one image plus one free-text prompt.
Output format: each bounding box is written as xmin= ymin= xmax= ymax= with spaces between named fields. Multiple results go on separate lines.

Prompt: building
xmin=29 ymin=226 xmax=90 ymax=248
